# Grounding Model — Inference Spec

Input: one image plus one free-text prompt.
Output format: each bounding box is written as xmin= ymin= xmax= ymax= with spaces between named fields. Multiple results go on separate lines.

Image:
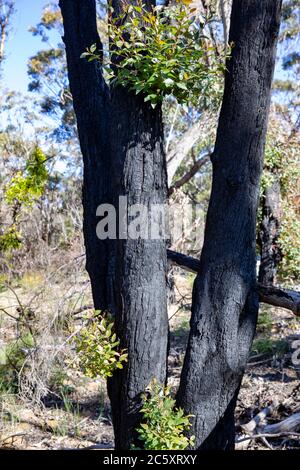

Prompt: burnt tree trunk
xmin=59 ymin=0 xmax=109 ymax=311
xmin=107 ymin=1 xmax=168 ymax=449
xmin=60 ymin=0 xmax=168 ymax=450
xmin=107 ymin=87 xmax=169 ymax=449
xmin=177 ymin=0 xmax=282 ymax=450
xmin=258 ymin=178 xmax=282 ymax=285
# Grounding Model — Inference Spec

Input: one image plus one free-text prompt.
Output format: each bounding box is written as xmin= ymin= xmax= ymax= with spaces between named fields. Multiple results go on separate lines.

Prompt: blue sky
xmin=3 ymin=0 xmax=52 ymax=93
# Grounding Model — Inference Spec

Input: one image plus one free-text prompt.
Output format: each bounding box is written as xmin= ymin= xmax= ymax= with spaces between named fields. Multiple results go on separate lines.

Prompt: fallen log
xmin=258 ymin=284 xmax=300 ymax=316
xmin=167 ymin=249 xmax=300 ymax=315
xmin=237 ymin=405 xmax=300 ymax=448
xmin=263 ymin=412 xmax=300 ymax=435
xmin=241 ymin=401 xmax=278 ymax=434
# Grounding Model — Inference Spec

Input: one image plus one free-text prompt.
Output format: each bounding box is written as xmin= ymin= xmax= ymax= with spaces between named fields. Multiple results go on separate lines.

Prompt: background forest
xmin=0 ymin=0 xmax=299 ymax=450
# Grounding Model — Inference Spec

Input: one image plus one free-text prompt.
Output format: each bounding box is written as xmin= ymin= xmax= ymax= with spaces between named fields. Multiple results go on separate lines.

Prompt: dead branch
xmin=168 ymin=154 xmax=210 ymax=195
xmin=167 ymin=249 xmax=201 ymax=273
xmin=71 ymin=304 xmax=94 ymax=316
xmin=60 ymin=442 xmax=113 ymax=450
xmin=241 ymin=401 xmax=278 ymax=434
xmin=263 ymin=412 xmax=300 ymax=434
xmin=167 ymin=249 xmax=300 ymax=314
xmin=236 ymin=431 xmax=300 ymax=444
xmin=166 ymin=111 xmax=215 ymax=185
xmin=258 ymin=284 xmax=300 ymax=316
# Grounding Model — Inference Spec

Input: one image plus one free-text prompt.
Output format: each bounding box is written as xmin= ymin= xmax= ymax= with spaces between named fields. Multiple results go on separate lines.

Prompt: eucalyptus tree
xmin=177 ymin=0 xmax=282 ymax=448
xmin=258 ymin=0 xmax=300 ymax=286
xmin=60 ymin=0 xmax=282 ymax=450
xmin=0 ymin=0 xmax=14 ymax=67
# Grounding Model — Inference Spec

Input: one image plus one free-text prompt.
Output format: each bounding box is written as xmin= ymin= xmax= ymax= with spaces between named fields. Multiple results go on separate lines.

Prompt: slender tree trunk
xmin=177 ymin=0 xmax=282 ymax=450
xmin=59 ymin=0 xmax=109 ymax=311
xmin=258 ymin=178 xmax=282 ymax=285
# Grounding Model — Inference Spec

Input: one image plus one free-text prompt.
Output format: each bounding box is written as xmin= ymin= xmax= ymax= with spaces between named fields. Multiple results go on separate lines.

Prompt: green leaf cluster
xmin=0 ymin=225 xmax=22 ymax=252
xmin=5 ymin=147 xmax=48 ymax=207
xmin=261 ymin=143 xmax=283 ymax=192
xmin=82 ymin=1 xmax=227 ymax=108
xmin=75 ymin=312 xmax=128 ymax=379
xmin=135 ymin=379 xmax=195 ymax=450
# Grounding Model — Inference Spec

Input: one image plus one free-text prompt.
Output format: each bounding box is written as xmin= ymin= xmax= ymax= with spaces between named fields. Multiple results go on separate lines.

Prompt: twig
xmin=0 ymin=307 xmax=18 ymax=321
xmin=236 ymin=432 xmax=300 ymax=444
xmin=261 ymin=436 xmax=273 ymax=450
xmin=1 ymin=432 xmax=27 ymax=444
xmin=71 ymin=305 xmax=94 ymax=316
xmin=247 ymin=358 xmax=273 ymax=367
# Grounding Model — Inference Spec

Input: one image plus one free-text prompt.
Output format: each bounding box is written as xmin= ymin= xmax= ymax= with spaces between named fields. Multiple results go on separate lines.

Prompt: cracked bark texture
xmin=59 ymin=0 xmax=109 ymax=311
xmin=107 ymin=86 xmax=169 ymax=449
xmin=60 ymin=0 xmax=168 ymax=450
xmin=176 ymin=0 xmax=282 ymax=450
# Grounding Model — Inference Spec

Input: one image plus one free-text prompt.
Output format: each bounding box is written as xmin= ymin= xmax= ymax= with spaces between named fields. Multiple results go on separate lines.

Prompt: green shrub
xmin=278 ymin=203 xmax=300 ymax=283
xmin=259 ymin=136 xmax=300 ymax=284
xmin=5 ymin=146 xmax=48 ymax=207
xmin=82 ymin=1 xmax=227 ymax=108
xmin=1 ymin=147 xmax=49 ymax=254
xmin=0 ymin=225 xmax=22 ymax=252
xmin=0 ymin=332 xmax=35 ymax=394
xmin=75 ymin=312 xmax=127 ymax=379
xmin=135 ymin=380 xmax=194 ymax=450
xmin=257 ymin=310 xmax=273 ymax=333
xmin=251 ymin=338 xmax=289 ymax=357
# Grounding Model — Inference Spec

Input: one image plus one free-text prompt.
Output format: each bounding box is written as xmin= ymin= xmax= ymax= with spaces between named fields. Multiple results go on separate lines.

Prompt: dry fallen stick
xmin=247 ymin=358 xmax=273 ymax=367
xmin=71 ymin=304 xmax=93 ymax=316
xmin=238 ymin=411 xmax=300 ymax=448
xmin=263 ymin=412 xmax=300 ymax=434
xmin=60 ymin=443 xmax=113 ymax=450
xmin=241 ymin=401 xmax=278 ymax=434
xmin=236 ymin=431 xmax=300 ymax=444
xmin=0 ymin=432 xmax=27 ymax=448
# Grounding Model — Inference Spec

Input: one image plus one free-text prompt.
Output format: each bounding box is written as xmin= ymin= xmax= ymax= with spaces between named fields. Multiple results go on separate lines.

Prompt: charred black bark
xmin=107 ymin=0 xmax=169 ymax=449
xmin=258 ymin=178 xmax=282 ymax=285
xmin=59 ymin=0 xmax=109 ymax=310
xmin=107 ymin=87 xmax=169 ymax=449
xmin=60 ymin=0 xmax=283 ymax=451
xmin=176 ymin=0 xmax=282 ymax=450
xmin=60 ymin=0 xmax=168 ymax=450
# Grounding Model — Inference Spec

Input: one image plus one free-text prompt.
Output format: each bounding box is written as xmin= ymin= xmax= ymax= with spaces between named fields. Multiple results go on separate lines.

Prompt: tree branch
xmin=258 ymin=284 xmax=300 ymax=316
xmin=167 ymin=249 xmax=300 ymax=315
xmin=166 ymin=112 xmax=215 ymax=185
xmin=168 ymin=154 xmax=210 ymax=195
